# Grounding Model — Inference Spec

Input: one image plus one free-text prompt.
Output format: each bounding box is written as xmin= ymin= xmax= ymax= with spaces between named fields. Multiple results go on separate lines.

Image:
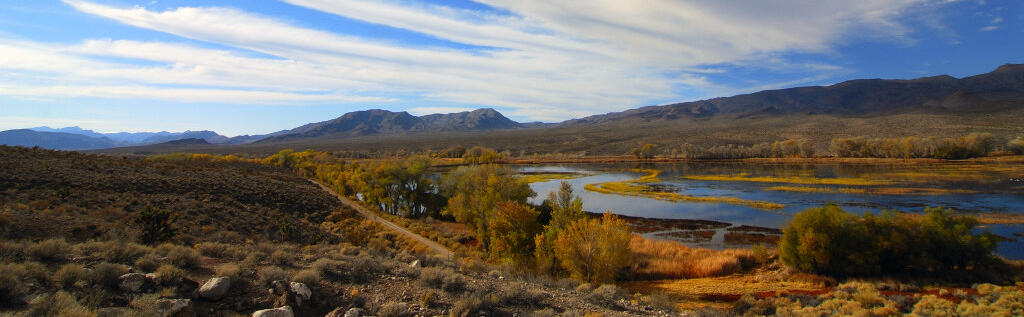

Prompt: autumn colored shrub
xmin=553 ymin=212 xmax=632 ymax=283
xmin=780 ymin=205 xmax=997 ymax=277
xmin=488 ymin=201 xmax=541 ymax=265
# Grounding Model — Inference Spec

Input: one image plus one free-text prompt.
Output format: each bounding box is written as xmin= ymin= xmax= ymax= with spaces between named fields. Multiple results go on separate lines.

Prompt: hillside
xmin=0 ymin=146 xmax=673 ymax=316
xmin=97 ymin=64 xmax=1024 ymax=156
xmin=257 ymin=108 xmax=521 ymax=143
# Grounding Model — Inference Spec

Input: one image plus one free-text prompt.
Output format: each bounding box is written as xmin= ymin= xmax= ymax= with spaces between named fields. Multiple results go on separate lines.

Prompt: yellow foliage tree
xmin=488 ymin=202 xmax=541 ymax=265
xmin=553 ymin=212 xmax=632 ymax=283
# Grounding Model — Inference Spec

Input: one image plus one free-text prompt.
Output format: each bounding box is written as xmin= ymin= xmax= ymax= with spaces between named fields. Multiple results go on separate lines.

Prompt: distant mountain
xmin=563 ymin=63 xmax=1024 ymax=126
xmin=0 ymin=129 xmax=118 ymax=150
xmin=140 ymin=130 xmax=230 ymax=145
xmin=156 ymin=138 xmax=210 ymax=145
xmin=258 ymin=108 xmax=522 ymax=143
xmin=29 ymin=126 xmax=108 ymax=139
xmin=16 ymin=127 xmax=234 ymax=150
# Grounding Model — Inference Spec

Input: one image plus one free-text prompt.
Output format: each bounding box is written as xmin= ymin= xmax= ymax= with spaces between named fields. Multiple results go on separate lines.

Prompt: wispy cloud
xmin=0 ymin=0 xmax=942 ymax=121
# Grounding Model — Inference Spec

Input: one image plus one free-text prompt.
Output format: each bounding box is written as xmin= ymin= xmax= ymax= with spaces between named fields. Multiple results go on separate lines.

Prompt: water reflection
xmin=519 ymin=162 xmax=1024 ymax=259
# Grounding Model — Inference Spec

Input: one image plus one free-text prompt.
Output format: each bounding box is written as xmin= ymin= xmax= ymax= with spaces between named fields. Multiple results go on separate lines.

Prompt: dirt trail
xmin=310 ymin=180 xmax=454 ymax=259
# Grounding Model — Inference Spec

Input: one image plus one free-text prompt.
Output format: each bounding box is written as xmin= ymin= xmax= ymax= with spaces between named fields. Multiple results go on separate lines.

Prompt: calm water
xmin=518 ymin=162 xmax=1024 ymax=259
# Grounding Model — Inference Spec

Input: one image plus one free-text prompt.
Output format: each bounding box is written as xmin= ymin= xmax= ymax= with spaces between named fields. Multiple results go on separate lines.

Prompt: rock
xmin=409 ymin=260 xmax=420 ymax=268
xmin=198 ymin=276 xmax=231 ymax=300
xmin=119 ymin=273 xmax=149 ymax=292
xmin=344 ymin=308 xmax=364 ymax=317
xmin=252 ymin=306 xmax=293 ymax=317
xmin=154 ymin=298 xmax=193 ymax=317
xmin=289 ymin=282 xmax=311 ymax=301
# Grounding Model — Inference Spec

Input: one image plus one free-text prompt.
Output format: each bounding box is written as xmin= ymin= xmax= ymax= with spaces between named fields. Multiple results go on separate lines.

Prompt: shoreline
xmin=506 ymin=155 xmax=1024 ymax=165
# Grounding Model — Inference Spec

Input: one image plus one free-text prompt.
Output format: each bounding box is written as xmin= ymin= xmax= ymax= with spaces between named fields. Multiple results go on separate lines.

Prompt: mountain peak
xmin=256 ymin=107 xmax=520 ymax=143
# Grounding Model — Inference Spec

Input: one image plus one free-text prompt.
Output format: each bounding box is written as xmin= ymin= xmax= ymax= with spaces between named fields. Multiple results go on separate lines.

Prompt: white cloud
xmin=0 ymin=0 xmax=942 ymax=122
xmin=979 ymin=25 xmax=998 ymax=31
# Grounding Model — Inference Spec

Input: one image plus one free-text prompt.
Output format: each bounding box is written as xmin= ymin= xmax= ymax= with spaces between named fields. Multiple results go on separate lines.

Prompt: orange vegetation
xmin=628 ymin=236 xmax=757 ymax=280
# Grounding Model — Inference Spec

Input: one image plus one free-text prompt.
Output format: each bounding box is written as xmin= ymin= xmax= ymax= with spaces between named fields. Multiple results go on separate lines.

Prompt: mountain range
xmin=4 ymin=63 xmax=1023 ymax=153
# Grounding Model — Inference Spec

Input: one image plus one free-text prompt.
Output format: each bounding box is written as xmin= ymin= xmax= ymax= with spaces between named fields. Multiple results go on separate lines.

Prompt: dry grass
xmin=585 ymin=170 xmax=785 ymax=210
xmin=627 ymin=236 xmax=757 ymax=280
xmin=623 ymin=273 xmax=825 ymax=311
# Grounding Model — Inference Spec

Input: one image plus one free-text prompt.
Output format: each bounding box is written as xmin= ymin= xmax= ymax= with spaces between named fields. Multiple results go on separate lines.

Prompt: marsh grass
xmin=628 ymin=236 xmax=757 ymax=280
xmin=585 ymin=170 xmax=784 ymax=210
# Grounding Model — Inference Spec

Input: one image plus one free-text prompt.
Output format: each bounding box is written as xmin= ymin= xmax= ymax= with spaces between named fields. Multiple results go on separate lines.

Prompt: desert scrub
xmin=157 ymin=243 xmax=200 ymax=268
xmin=154 ymin=264 xmax=186 ymax=285
xmin=91 ymin=262 xmax=129 ymax=289
xmin=0 ymin=240 xmax=25 ymax=262
xmin=26 ymin=238 xmax=71 ymax=261
xmin=587 ymin=284 xmax=625 ymax=308
xmin=1 ymin=263 xmax=28 ymax=306
xmin=197 ymin=241 xmax=244 ymax=260
xmin=419 ymin=267 xmax=465 ymax=292
xmin=134 ymin=253 xmax=161 ymax=272
xmin=292 ymin=268 xmax=321 ymax=286
xmin=377 ymin=301 xmax=410 ymax=317
xmin=258 ymin=266 xmax=288 ymax=287
xmin=450 ymin=293 xmax=491 ymax=317
xmin=54 ymin=263 xmax=89 ymax=289
xmin=23 ymin=291 xmax=93 ymax=317
xmin=215 ymin=263 xmax=242 ymax=279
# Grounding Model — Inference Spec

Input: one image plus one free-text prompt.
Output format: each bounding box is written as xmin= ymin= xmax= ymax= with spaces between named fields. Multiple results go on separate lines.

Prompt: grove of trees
xmin=780 ymin=205 xmax=998 ymax=277
xmin=255 ymin=149 xmax=634 ymax=282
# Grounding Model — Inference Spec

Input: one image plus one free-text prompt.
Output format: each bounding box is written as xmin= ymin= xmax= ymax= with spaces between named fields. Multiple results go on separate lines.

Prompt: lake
xmin=517 ymin=161 xmax=1024 ymax=259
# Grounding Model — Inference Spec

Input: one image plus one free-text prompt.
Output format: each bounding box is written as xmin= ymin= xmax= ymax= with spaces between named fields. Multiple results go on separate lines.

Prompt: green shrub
xmin=54 ymin=263 xmax=89 ymax=289
xmin=91 ymin=262 xmax=129 ymax=289
xmin=134 ymin=205 xmax=176 ymax=244
xmin=450 ymin=294 xmax=488 ymax=317
xmin=26 ymin=238 xmax=71 ymax=261
xmin=197 ymin=242 xmax=243 ymax=259
xmin=780 ymin=205 xmax=997 ymax=277
xmin=215 ymin=263 xmax=242 ymax=279
xmin=258 ymin=266 xmax=288 ymax=287
xmin=377 ymin=301 xmax=409 ymax=317
xmin=134 ymin=253 xmax=161 ymax=272
xmin=154 ymin=264 xmax=185 ymax=285
xmin=23 ymin=291 xmax=92 ymax=317
xmin=292 ymin=268 xmax=321 ymax=286
xmin=158 ymin=243 xmax=200 ymax=269
xmin=0 ymin=263 xmax=27 ymax=306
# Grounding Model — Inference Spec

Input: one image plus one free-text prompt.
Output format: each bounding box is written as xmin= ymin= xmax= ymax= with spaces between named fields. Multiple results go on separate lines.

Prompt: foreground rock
xmin=252 ymin=306 xmax=293 ymax=317
xmin=198 ymin=276 xmax=231 ymax=300
xmin=154 ymin=298 xmax=193 ymax=317
xmin=118 ymin=273 xmax=151 ymax=292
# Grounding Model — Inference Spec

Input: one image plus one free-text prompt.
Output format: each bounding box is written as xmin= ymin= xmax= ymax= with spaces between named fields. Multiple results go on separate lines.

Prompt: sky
xmin=0 ymin=0 xmax=1021 ymax=136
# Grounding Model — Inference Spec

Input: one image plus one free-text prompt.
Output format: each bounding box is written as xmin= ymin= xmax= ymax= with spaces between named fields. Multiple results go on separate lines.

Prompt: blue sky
xmin=0 ymin=0 xmax=1021 ymax=136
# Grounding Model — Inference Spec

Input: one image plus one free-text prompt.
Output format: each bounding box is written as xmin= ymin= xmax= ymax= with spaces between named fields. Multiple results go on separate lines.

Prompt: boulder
xmin=344 ymin=308 xmax=364 ymax=317
xmin=252 ymin=306 xmax=293 ymax=317
xmin=289 ymin=282 xmax=311 ymax=301
xmin=198 ymin=277 xmax=231 ymax=300
xmin=118 ymin=273 xmax=150 ymax=292
xmin=154 ymin=298 xmax=193 ymax=317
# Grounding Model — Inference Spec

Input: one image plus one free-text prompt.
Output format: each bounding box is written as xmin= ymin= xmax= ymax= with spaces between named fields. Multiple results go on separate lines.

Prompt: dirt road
xmin=311 ymin=180 xmax=454 ymax=259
